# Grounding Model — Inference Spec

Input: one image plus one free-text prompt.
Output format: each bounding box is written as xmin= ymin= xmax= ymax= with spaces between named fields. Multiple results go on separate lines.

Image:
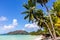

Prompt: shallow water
xmin=0 ymin=35 xmax=37 ymax=40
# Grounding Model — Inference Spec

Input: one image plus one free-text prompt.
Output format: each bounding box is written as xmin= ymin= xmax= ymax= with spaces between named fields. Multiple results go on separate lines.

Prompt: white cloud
xmin=12 ymin=19 xmax=18 ymax=26
xmin=25 ymin=22 xmax=39 ymax=29
xmin=3 ymin=19 xmax=18 ymax=30
xmin=0 ymin=16 xmax=7 ymax=21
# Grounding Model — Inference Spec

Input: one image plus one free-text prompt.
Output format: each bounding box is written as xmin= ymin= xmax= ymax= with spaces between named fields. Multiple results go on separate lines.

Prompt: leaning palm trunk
xmin=43 ymin=20 xmax=54 ymax=40
xmin=36 ymin=17 xmax=54 ymax=40
xmin=49 ymin=12 xmax=57 ymax=40
xmin=41 ymin=19 xmax=54 ymax=40
xmin=44 ymin=4 xmax=57 ymax=40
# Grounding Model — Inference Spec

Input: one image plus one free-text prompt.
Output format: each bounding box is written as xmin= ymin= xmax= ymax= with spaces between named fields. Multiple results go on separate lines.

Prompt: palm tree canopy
xmin=37 ymin=0 xmax=49 ymax=6
xmin=37 ymin=0 xmax=48 ymax=4
xmin=28 ymin=0 xmax=36 ymax=7
xmin=53 ymin=0 xmax=60 ymax=12
xmin=53 ymin=0 xmax=60 ymax=17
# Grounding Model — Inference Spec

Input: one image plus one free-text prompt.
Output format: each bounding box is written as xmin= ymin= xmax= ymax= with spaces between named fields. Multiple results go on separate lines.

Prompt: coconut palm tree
xmin=53 ymin=0 xmax=60 ymax=37
xmin=22 ymin=0 xmax=57 ymax=40
xmin=36 ymin=0 xmax=57 ymax=40
xmin=22 ymin=0 xmax=44 ymax=22
xmin=22 ymin=1 xmax=53 ymax=39
xmin=22 ymin=0 xmax=36 ymax=22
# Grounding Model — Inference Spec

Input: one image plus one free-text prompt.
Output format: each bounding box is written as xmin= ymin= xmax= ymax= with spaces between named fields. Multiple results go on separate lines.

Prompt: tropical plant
xmin=37 ymin=0 xmax=57 ymax=40
xmin=53 ymin=0 xmax=60 ymax=37
xmin=22 ymin=0 xmax=35 ymax=22
xmin=22 ymin=0 xmax=60 ymax=40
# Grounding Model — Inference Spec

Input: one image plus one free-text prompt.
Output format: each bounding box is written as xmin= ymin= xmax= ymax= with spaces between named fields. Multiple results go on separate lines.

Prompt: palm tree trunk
xmin=49 ymin=12 xmax=57 ymax=40
xmin=43 ymin=20 xmax=54 ymax=40
xmin=36 ymin=16 xmax=53 ymax=40
xmin=44 ymin=4 xmax=57 ymax=40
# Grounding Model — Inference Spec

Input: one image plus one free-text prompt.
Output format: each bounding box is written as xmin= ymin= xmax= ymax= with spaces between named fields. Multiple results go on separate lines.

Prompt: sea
xmin=0 ymin=35 xmax=37 ymax=40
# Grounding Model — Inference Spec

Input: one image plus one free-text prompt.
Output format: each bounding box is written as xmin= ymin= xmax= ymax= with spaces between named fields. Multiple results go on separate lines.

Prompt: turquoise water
xmin=0 ymin=35 xmax=37 ymax=40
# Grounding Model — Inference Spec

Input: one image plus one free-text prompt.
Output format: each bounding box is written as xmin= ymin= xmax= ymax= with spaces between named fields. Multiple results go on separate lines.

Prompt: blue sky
xmin=0 ymin=0 xmax=55 ymax=34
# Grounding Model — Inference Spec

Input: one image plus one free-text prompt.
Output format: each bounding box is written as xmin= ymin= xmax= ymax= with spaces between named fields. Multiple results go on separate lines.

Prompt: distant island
xmin=1 ymin=29 xmax=45 ymax=35
xmin=3 ymin=30 xmax=29 ymax=35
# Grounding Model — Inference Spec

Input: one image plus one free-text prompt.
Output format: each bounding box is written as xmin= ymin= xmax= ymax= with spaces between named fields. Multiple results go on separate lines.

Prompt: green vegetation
xmin=22 ymin=0 xmax=60 ymax=40
xmin=30 ymin=29 xmax=48 ymax=35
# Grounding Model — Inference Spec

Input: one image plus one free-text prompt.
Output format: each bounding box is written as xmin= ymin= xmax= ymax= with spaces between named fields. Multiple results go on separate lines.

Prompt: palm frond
xmin=24 ymin=15 xmax=29 ymax=19
xmin=37 ymin=0 xmax=49 ymax=7
xmin=22 ymin=11 xmax=29 ymax=14
xmin=23 ymin=4 xmax=29 ymax=9
xmin=28 ymin=0 xmax=36 ymax=7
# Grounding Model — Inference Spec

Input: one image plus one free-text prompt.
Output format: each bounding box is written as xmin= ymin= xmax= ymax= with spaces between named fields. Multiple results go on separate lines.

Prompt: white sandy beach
xmin=34 ymin=35 xmax=55 ymax=40
xmin=34 ymin=35 xmax=45 ymax=40
xmin=34 ymin=36 xmax=60 ymax=40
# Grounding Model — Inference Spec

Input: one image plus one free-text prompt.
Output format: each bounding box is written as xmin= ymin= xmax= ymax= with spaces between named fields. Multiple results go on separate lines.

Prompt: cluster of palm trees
xmin=22 ymin=0 xmax=60 ymax=40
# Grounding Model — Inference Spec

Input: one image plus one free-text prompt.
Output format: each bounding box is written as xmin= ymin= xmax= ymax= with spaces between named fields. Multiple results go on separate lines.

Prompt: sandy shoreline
xmin=34 ymin=35 xmax=44 ymax=40
xmin=34 ymin=36 xmax=60 ymax=40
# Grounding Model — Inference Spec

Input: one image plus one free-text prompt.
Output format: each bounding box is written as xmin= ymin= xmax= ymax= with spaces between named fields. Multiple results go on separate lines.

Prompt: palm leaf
xmin=23 ymin=4 xmax=29 ymax=9
xmin=37 ymin=0 xmax=49 ymax=7
xmin=37 ymin=0 xmax=43 ymax=7
xmin=28 ymin=0 xmax=36 ymax=7
xmin=24 ymin=15 xmax=29 ymax=19
xmin=22 ymin=11 xmax=29 ymax=14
